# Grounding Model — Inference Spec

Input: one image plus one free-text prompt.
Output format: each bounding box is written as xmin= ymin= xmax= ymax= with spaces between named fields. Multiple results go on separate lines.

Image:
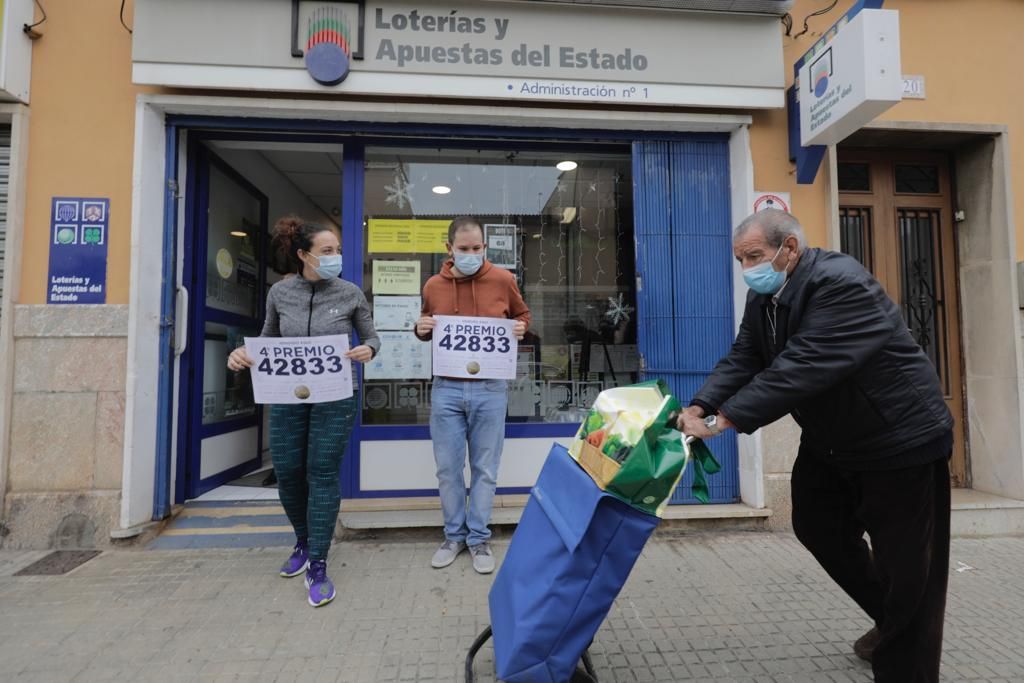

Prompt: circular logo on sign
xmin=466 ymin=361 xmax=481 ymax=375
xmin=366 ymin=386 xmax=389 ymax=410
xmin=304 ymin=6 xmax=352 ymax=86
xmin=814 ymin=73 xmax=829 ymax=98
xmin=294 ymin=385 xmax=311 ymax=400
xmin=216 ymin=249 xmax=234 ymax=280
xmin=753 ymin=194 xmax=790 ymax=214
xmin=57 ymin=227 xmax=76 ymax=245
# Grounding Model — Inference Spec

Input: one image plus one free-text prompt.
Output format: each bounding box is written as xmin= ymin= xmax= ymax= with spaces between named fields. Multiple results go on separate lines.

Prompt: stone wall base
xmin=1 ymin=490 xmax=120 ymax=550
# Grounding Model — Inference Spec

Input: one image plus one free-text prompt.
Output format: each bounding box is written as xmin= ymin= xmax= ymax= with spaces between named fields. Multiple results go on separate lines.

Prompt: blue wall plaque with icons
xmin=46 ymin=197 xmax=110 ymax=304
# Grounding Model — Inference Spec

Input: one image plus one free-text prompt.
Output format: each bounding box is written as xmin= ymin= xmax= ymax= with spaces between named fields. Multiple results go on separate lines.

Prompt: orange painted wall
xmin=752 ymin=0 xmax=1024 ymax=252
xmin=16 ymin=0 xmax=1024 ymax=304
xmin=20 ymin=0 xmax=157 ymax=305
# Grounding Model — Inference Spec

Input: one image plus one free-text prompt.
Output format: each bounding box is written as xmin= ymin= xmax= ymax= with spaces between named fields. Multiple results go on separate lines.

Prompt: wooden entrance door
xmin=837 ymin=149 xmax=967 ymax=486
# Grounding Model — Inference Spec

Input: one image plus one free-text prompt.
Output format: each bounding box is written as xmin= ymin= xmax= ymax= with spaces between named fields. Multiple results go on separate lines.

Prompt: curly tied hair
xmin=269 ymin=215 xmax=336 ymax=274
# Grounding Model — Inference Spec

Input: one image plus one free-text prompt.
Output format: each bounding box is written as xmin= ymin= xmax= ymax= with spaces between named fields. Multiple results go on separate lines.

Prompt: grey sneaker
xmin=469 ymin=542 xmax=495 ymax=574
xmin=431 ymin=539 xmax=466 ymax=568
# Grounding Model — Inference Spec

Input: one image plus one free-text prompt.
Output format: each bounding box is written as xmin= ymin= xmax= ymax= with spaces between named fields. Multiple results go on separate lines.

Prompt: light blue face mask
xmin=312 ymin=253 xmax=342 ymax=280
xmin=742 ymin=244 xmax=786 ymax=295
xmin=453 ymin=252 xmax=484 ymax=276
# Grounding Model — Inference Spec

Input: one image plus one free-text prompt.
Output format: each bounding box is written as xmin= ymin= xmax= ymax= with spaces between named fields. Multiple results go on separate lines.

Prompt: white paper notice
xmin=432 ymin=315 xmax=518 ymax=380
xmin=244 ymin=335 xmax=353 ymax=404
xmin=373 ymin=296 xmax=421 ymax=331
xmin=364 ymin=331 xmax=432 ymax=380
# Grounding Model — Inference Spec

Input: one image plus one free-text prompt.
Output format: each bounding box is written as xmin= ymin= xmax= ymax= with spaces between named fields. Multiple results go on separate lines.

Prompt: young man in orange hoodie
xmin=415 ymin=217 xmax=531 ymax=574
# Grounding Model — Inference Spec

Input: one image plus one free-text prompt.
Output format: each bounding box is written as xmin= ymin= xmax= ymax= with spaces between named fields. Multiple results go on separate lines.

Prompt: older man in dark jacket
xmin=679 ymin=209 xmax=953 ymax=683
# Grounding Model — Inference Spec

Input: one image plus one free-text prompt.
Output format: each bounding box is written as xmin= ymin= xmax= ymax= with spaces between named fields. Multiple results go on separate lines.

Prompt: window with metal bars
xmin=898 ymin=208 xmax=949 ymax=394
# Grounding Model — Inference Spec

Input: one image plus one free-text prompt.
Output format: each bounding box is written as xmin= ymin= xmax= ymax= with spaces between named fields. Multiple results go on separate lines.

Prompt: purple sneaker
xmin=279 ymin=540 xmax=309 ymax=578
xmin=305 ymin=560 xmax=336 ymax=608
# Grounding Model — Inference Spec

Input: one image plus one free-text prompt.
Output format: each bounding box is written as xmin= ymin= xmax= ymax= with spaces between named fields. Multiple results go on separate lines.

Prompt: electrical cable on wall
xmin=781 ymin=13 xmax=794 ymax=37
xmin=23 ymin=0 xmax=46 ymax=40
xmin=793 ymin=1 xmax=839 ymax=39
xmin=120 ymin=0 xmax=133 ymax=34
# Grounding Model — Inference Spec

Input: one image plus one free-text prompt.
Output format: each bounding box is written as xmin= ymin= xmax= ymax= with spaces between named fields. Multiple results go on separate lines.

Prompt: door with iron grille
xmin=838 ymin=149 xmax=966 ymax=486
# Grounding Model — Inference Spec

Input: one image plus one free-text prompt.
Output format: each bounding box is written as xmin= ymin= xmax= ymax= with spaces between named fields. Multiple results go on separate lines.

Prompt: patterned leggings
xmin=269 ymin=397 xmax=358 ymax=562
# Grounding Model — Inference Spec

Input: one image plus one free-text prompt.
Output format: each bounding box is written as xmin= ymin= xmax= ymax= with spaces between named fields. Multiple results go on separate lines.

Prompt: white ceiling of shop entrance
xmin=209 ymin=141 xmax=629 ymax=224
xmin=363 ymin=149 xmax=628 ymax=218
xmin=210 ymin=141 xmax=344 ymax=226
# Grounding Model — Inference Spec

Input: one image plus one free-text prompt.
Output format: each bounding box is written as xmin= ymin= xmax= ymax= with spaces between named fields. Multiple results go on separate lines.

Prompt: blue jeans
xmin=430 ymin=377 xmax=509 ymax=546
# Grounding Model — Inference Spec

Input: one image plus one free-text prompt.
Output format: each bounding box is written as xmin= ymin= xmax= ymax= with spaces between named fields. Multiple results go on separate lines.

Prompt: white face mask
xmin=306 ymin=252 xmax=342 ymax=279
xmin=453 ymin=252 xmax=484 ymax=276
xmin=742 ymin=244 xmax=787 ymax=295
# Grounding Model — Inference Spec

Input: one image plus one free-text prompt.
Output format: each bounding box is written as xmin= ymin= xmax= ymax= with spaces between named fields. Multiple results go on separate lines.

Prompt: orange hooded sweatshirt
xmin=415 ymin=259 xmax=531 ymax=342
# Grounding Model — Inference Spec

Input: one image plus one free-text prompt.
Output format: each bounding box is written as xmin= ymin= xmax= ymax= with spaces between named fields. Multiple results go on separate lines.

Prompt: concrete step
xmin=340 ymin=496 xmax=772 ymax=533
xmin=952 ymin=489 xmax=1024 ymax=537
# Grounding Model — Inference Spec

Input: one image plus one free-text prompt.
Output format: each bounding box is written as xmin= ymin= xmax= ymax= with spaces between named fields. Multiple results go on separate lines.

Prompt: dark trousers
xmin=269 ymin=397 xmax=358 ymax=562
xmin=791 ymin=448 xmax=951 ymax=683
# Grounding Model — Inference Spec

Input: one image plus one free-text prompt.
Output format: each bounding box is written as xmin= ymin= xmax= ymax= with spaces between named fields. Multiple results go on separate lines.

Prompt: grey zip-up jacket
xmin=260 ymin=275 xmax=380 ymax=383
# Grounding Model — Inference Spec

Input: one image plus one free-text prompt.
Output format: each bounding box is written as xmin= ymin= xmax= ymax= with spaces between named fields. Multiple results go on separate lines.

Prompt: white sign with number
xmin=245 ymin=335 xmax=353 ymax=404
xmin=432 ymin=316 xmax=518 ymax=380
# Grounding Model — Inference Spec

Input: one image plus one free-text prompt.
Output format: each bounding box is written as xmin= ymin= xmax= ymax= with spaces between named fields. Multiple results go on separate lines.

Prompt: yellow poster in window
xmin=368 ymin=219 xmax=449 ymax=254
xmin=415 ymin=220 xmax=450 ymax=253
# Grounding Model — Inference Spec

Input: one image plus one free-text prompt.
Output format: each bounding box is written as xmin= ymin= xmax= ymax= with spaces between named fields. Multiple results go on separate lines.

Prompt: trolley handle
xmin=665 ymin=410 xmax=698 ymax=445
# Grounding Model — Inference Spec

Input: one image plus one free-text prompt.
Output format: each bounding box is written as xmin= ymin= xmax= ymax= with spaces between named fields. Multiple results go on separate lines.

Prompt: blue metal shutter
xmin=633 ymin=138 xmax=739 ymax=504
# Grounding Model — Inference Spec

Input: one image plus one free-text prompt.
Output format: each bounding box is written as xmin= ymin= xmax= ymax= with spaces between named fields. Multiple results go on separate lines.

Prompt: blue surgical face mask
xmin=453 ymin=252 xmax=484 ymax=276
xmin=312 ymin=253 xmax=342 ymax=280
xmin=742 ymin=244 xmax=787 ymax=295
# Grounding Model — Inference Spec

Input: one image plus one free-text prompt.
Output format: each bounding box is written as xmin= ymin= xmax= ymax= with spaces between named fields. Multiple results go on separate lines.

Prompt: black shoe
xmin=854 ymin=626 xmax=880 ymax=662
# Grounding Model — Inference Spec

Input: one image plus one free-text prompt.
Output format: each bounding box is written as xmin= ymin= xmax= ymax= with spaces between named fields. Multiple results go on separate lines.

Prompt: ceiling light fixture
xmin=230 ymin=231 xmax=247 ymax=237
xmin=432 ymin=185 xmax=452 ymax=195
xmin=556 ymin=161 xmax=578 ymax=172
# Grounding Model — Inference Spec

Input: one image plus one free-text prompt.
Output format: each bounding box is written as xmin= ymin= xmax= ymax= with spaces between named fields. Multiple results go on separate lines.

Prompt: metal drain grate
xmin=13 ymin=550 xmax=101 ymax=576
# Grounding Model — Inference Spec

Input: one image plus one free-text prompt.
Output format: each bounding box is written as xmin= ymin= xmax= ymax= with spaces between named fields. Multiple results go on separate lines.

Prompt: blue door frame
xmin=153 ymin=117 xmax=741 ymax=515
xmin=175 ymin=143 xmax=270 ymax=502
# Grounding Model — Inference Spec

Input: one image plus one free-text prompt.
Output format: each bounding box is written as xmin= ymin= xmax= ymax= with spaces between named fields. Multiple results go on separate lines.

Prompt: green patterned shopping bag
xmin=568 ymin=380 xmax=720 ymax=515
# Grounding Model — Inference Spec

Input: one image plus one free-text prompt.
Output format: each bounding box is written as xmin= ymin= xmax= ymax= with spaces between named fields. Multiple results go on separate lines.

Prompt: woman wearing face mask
xmin=415 ymin=216 xmax=530 ymax=574
xmin=227 ymin=215 xmax=379 ymax=608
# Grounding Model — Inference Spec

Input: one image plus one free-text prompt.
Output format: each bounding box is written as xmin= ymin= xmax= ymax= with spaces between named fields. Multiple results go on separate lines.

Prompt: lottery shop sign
xmin=47 ymin=197 xmax=110 ymax=304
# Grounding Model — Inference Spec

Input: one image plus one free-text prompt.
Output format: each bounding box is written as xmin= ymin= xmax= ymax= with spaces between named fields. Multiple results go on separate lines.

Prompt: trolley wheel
xmin=464 ymin=626 xmax=599 ymax=682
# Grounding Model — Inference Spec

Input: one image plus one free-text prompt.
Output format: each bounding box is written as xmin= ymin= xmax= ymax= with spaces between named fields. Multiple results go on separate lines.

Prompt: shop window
xmin=202 ymin=321 xmax=258 ymax=425
xmin=894 ymin=164 xmax=940 ymax=194
xmin=360 ymin=147 xmax=637 ymax=426
xmin=837 ymin=162 xmax=871 ymax=192
xmin=839 ymin=207 xmax=873 ymax=271
xmin=898 ymin=208 xmax=949 ymax=394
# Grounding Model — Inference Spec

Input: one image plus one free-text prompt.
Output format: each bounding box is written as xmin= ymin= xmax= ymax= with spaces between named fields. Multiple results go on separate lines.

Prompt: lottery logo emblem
xmin=304 ymin=5 xmax=352 ymax=86
xmin=56 ymin=227 xmax=76 ymax=245
xmin=810 ymin=49 xmax=833 ymax=99
xmin=83 ymin=204 xmax=103 ymax=222
xmin=294 ymin=385 xmax=311 ymax=400
xmin=82 ymin=227 xmax=103 ymax=245
xmin=56 ymin=202 xmax=77 ymax=222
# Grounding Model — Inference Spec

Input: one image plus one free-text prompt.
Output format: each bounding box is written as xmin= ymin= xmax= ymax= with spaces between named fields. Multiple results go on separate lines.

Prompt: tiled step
xmin=147 ymin=501 xmax=294 ymax=550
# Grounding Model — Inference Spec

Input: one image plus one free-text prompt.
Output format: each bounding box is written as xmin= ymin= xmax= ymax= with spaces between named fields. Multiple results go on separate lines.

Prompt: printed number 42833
xmin=256 ymin=356 xmax=343 ymax=376
xmin=437 ymin=334 xmax=510 ymax=353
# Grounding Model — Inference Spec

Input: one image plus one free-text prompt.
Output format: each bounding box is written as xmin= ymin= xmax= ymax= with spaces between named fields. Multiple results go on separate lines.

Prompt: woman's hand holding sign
xmin=345 ymin=345 xmax=374 ymax=364
xmin=227 ymin=346 xmax=255 ymax=372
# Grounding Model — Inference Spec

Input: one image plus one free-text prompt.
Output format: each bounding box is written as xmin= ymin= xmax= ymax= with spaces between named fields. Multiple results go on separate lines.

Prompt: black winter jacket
xmin=692 ymin=248 xmax=953 ymax=470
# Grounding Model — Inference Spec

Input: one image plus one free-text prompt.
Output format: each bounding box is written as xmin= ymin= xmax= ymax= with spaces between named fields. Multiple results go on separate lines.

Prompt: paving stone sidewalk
xmin=1 ymin=532 xmax=1022 ymax=682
